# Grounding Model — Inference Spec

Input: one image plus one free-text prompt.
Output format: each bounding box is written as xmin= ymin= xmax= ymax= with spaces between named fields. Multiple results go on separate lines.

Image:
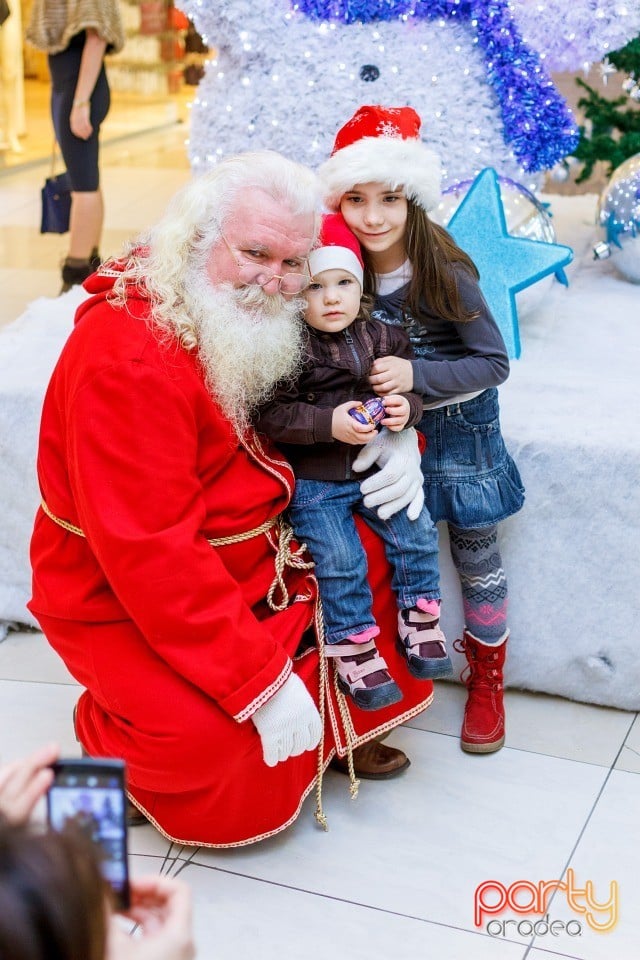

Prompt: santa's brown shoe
xmin=75 ymin=711 xmax=148 ymax=826
xmin=126 ymin=801 xmax=149 ymax=827
xmin=330 ymin=740 xmax=410 ymax=780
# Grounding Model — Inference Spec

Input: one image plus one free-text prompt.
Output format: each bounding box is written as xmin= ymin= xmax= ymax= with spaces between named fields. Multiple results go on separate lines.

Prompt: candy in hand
xmin=348 ymin=398 xmax=386 ymax=429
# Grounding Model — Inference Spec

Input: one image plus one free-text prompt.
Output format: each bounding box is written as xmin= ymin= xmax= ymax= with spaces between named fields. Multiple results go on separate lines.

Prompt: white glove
xmin=353 ymin=427 xmax=425 ymax=522
xmin=251 ymin=672 xmax=322 ymax=767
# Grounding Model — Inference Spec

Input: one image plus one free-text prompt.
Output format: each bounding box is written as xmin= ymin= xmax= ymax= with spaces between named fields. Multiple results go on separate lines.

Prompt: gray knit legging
xmin=448 ymin=524 xmax=508 ymax=645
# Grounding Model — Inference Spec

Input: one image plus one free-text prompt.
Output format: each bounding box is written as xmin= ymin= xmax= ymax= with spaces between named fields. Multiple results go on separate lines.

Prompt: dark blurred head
xmin=0 ymin=817 xmax=108 ymax=960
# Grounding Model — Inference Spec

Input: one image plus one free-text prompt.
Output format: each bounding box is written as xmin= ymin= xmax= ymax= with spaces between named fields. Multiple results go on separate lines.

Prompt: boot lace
xmin=453 ymin=637 xmax=502 ymax=691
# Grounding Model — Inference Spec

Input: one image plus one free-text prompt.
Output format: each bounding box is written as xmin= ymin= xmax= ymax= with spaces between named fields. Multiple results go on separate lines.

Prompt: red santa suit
xmin=29 ymin=270 xmax=433 ymax=847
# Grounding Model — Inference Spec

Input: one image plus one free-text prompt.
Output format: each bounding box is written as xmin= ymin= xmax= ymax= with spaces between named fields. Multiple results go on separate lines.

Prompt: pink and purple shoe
xmin=327 ymin=626 xmax=403 ymax=711
xmin=397 ymin=599 xmax=453 ymax=680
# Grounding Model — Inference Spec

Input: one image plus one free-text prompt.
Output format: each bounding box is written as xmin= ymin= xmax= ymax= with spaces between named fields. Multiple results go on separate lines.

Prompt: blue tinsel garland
xmin=292 ymin=0 xmax=580 ymax=171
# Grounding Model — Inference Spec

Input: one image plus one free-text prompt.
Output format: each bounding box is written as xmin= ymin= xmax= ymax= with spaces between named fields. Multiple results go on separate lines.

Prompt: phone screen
xmin=47 ymin=758 xmax=130 ymax=910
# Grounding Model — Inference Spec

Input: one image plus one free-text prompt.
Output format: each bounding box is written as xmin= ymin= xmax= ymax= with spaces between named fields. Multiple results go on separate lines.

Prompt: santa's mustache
xmin=230 ymin=283 xmax=308 ymax=323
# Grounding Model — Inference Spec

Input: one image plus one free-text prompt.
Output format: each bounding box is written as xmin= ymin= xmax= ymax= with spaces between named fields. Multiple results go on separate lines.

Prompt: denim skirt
xmin=418 ymin=388 xmax=524 ymax=529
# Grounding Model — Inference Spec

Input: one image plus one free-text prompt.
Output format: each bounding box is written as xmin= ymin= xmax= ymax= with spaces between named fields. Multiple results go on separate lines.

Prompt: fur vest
xmin=26 ymin=0 xmax=125 ymax=55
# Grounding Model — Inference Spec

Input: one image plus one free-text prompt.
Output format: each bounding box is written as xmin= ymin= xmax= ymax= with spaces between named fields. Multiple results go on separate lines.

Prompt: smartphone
xmin=47 ymin=757 xmax=130 ymax=910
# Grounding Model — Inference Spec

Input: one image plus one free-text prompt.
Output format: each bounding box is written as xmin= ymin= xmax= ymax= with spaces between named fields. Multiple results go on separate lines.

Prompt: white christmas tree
xmin=182 ymin=0 xmax=640 ymax=189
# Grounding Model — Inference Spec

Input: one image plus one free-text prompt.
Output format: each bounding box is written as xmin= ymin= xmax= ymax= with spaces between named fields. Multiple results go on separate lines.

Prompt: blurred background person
xmin=26 ymin=0 xmax=125 ymax=292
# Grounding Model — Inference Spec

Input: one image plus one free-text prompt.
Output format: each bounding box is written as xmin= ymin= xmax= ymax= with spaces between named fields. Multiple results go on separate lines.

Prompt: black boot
xmin=60 ymin=258 xmax=93 ymax=294
xmin=89 ymin=247 xmax=102 ymax=271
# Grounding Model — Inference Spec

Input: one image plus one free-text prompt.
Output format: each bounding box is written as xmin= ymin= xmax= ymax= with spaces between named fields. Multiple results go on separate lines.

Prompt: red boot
xmin=455 ymin=631 xmax=507 ymax=754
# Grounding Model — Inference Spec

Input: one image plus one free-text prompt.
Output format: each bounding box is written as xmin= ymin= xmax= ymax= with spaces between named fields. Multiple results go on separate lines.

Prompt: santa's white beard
xmin=185 ymin=275 xmax=305 ymax=437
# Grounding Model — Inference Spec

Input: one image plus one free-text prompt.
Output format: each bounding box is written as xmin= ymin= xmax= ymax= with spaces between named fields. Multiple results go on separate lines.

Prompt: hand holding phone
xmin=107 ymin=875 xmax=195 ymax=960
xmin=0 ymin=742 xmax=58 ymax=825
xmin=47 ymin=757 xmax=130 ymax=910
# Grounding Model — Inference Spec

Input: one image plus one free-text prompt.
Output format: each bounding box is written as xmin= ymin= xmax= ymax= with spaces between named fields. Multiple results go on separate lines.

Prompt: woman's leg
xmin=60 ymin=189 xmax=104 ymax=292
xmin=68 ymin=189 xmax=104 ymax=259
xmin=52 ymin=58 xmax=109 ymax=290
xmin=448 ymin=523 xmax=508 ymax=753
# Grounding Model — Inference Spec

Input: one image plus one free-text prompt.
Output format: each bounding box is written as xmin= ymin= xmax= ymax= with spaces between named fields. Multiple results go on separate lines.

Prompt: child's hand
xmin=332 ymin=402 xmax=378 ymax=445
xmin=369 ymin=356 xmax=413 ymax=394
xmin=381 ymin=395 xmax=411 ymax=431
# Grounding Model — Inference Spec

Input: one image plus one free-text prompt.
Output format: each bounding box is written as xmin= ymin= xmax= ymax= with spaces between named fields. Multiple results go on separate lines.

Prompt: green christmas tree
xmin=570 ymin=36 xmax=640 ymax=183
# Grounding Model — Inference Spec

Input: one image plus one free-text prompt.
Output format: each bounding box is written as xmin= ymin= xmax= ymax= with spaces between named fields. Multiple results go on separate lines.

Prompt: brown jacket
xmin=256 ymin=316 xmax=422 ymax=481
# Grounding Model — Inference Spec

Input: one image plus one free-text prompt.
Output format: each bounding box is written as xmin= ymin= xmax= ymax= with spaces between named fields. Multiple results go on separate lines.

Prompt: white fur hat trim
xmin=308 ymin=246 xmax=364 ymax=287
xmin=319 ymin=136 xmax=442 ymax=213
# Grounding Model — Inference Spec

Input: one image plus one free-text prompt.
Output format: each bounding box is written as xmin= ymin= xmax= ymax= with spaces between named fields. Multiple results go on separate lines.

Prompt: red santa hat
xmin=308 ymin=212 xmax=364 ymax=288
xmin=319 ymin=105 xmax=442 ymax=213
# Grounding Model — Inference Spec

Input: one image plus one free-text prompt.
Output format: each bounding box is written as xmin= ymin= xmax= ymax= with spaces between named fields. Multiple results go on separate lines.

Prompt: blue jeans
xmin=289 ymin=478 xmax=440 ymax=645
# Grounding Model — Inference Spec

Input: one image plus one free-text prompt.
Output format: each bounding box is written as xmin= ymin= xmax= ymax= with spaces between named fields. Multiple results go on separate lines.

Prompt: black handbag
xmin=40 ymin=144 xmax=72 ymax=234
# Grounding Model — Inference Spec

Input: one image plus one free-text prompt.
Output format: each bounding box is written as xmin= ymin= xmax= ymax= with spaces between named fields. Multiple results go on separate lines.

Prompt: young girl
xmin=257 ymin=212 xmax=452 ymax=713
xmin=319 ymin=105 xmax=525 ymax=753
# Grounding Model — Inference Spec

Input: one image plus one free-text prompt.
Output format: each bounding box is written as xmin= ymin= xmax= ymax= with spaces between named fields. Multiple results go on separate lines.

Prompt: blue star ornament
xmin=447 ymin=168 xmax=573 ymax=358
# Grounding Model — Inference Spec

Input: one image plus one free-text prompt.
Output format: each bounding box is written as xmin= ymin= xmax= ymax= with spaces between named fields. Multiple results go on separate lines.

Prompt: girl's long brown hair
xmin=362 ymin=199 xmax=480 ymax=324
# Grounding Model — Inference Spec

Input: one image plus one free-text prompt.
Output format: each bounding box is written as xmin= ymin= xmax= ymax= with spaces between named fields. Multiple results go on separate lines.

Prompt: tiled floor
xmin=1 ymin=126 xmax=638 ymax=959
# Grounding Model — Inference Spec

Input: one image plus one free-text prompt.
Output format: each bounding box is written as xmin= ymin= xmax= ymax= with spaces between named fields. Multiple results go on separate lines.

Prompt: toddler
xmin=256 ymin=213 xmax=452 ymax=711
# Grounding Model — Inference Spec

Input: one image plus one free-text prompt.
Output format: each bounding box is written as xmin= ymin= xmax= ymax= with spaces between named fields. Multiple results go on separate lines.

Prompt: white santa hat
xmin=308 ymin=212 xmax=364 ymax=288
xmin=319 ymin=105 xmax=442 ymax=213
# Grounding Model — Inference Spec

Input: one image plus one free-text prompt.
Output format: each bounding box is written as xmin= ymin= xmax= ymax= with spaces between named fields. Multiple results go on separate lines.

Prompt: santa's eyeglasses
xmin=220 ymin=234 xmax=311 ymax=295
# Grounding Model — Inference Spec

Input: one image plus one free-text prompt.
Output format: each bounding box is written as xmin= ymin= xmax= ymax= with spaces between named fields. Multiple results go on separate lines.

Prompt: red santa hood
xmin=76 ymin=250 xmax=149 ymax=326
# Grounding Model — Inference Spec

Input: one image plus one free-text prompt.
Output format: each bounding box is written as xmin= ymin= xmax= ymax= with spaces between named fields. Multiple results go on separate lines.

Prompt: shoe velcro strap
xmin=402 ymin=626 xmax=447 ymax=655
xmin=342 ymin=656 xmax=389 ymax=683
xmin=325 ymin=639 xmax=377 ymax=658
xmin=403 ymin=615 xmax=439 ymax=631
xmin=406 ymin=636 xmax=447 ymax=655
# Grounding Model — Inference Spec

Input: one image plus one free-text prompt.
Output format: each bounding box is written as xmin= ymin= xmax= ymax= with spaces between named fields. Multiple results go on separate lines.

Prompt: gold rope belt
xmin=39 ymin=500 xmax=313 ymax=612
xmin=206 ymin=516 xmax=277 ymax=546
xmin=40 ymin=498 xmax=85 ymax=536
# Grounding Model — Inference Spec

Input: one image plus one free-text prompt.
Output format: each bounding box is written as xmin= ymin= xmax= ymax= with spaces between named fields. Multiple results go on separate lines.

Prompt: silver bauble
xmin=434 ymin=175 xmax=557 ymax=317
xmin=596 ymin=153 xmax=640 ymax=284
